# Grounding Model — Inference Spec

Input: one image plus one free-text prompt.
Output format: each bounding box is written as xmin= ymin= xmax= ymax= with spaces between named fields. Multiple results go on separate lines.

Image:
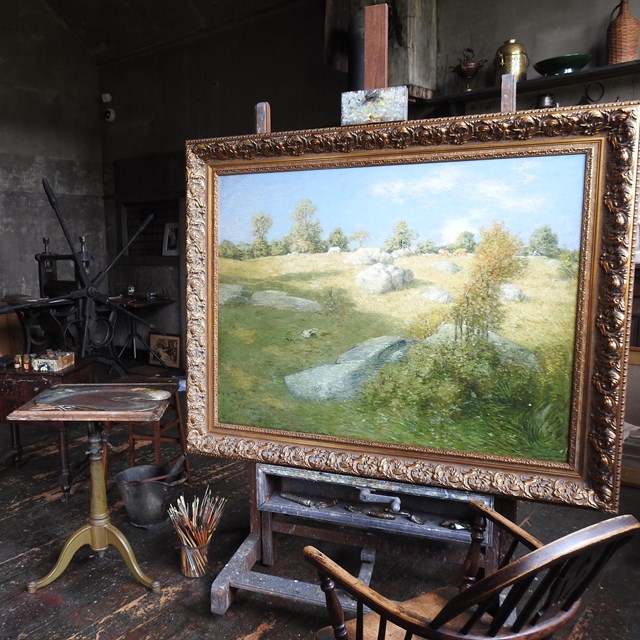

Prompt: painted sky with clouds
xmin=218 ymin=153 xmax=586 ymax=250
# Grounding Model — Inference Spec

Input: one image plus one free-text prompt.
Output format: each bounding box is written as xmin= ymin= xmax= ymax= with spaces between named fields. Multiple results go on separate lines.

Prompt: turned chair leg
xmin=319 ymin=572 xmax=349 ymax=640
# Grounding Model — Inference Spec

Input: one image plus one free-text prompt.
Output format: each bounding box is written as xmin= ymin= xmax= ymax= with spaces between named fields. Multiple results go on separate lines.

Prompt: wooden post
xmin=255 ymin=101 xmax=271 ymax=134
xmin=363 ymin=3 xmax=388 ymax=89
xmin=500 ymin=73 xmax=517 ymax=112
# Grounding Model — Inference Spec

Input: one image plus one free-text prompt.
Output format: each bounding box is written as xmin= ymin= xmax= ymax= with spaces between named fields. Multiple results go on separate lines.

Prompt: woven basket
xmin=607 ymin=0 xmax=640 ymax=64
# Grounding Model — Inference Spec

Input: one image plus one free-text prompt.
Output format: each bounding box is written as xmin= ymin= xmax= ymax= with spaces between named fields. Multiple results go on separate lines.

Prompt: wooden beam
xmin=500 ymin=73 xmax=517 ymax=112
xmin=255 ymin=101 xmax=271 ymax=134
xmin=364 ymin=3 xmax=388 ymax=89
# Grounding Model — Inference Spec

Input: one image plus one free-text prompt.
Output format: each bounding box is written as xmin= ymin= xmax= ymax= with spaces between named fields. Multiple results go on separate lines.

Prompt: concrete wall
xmin=99 ymin=0 xmax=346 ymax=345
xmin=99 ymin=0 xmax=345 ymax=162
xmin=0 ymin=1 xmax=105 ymax=301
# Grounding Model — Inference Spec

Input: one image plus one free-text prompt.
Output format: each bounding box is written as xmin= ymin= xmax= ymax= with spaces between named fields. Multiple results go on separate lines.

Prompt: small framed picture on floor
xmin=149 ymin=333 xmax=180 ymax=368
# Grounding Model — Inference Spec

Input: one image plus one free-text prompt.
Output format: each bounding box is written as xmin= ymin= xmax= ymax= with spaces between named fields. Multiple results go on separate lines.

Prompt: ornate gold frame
xmin=185 ymin=104 xmax=640 ymax=513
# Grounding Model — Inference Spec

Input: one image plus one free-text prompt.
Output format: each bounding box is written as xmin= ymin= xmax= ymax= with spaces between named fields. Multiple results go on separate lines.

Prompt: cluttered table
xmin=8 ymin=383 xmax=172 ymax=594
xmin=0 ymin=357 xmax=95 ymax=472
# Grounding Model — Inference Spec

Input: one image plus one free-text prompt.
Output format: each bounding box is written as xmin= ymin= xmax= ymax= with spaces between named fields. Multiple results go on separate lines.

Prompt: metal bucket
xmin=115 ymin=458 xmax=186 ymax=528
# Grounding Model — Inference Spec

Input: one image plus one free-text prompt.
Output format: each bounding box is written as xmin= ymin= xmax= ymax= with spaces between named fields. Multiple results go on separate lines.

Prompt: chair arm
xmin=303 ymin=546 xmax=432 ymax=630
xmin=470 ymin=500 xmax=543 ymax=551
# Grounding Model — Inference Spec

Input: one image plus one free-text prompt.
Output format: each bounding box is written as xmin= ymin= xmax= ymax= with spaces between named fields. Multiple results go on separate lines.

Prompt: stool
xmin=107 ymin=376 xmax=191 ymax=482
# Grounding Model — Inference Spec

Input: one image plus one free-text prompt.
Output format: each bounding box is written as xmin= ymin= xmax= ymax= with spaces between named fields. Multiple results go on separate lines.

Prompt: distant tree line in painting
xmin=218 ymin=199 xmax=579 ymax=276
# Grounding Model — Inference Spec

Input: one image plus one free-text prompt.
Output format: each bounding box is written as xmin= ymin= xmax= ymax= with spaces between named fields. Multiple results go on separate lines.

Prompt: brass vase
xmin=494 ymin=38 xmax=529 ymax=83
xmin=607 ymin=0 xmax=640 ymax=64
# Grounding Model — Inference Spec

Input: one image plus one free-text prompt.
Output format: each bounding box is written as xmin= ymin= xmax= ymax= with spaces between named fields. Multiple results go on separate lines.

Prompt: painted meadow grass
xmin=218 ymin=249 xmax=577 ymax=461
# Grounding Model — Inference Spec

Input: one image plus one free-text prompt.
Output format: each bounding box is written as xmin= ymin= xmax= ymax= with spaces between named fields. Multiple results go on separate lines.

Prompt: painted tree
xmin=450 ymin=230 xmax=477 ymax=253
xmin=383 ymin=220 xmax=417 ymax=252
xmin=416 ymin=238 xmax=439 ymax=254
xmin=219 ymin=239 xmax=242 ymax=259
xmin=251 ymin=213 xmax=272 ymax=257
xmin=287 ymin=199 xmax=324 ymax=253
xmin=350 ymin=229 xmax=370 ymax=248
xmin=328 ymin=227 xmax=349 ymax=251
xmin=270 ymin=238 xmax=289 ymax=256
xmin=453 ymin=222 xmax=525 ymax=339
xmin=529 ymin=225 xmax=560 ymax=258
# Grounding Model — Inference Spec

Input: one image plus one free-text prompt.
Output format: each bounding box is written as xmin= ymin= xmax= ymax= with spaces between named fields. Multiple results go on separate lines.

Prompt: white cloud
xmin=438 ymin=216 xmax=479 ymax=245
xmin=469 ymin=177 xmax=547 ymax=213
xmin=369 ymin=165 xmax=463 ymax=203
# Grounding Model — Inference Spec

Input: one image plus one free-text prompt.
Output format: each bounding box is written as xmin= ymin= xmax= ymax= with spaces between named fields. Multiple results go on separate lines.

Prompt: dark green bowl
xmin=533 ymin=53 xmax=592 ymax=76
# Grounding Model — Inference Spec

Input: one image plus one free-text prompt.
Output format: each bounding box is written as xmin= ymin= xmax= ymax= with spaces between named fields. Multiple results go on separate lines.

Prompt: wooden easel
xmin=210 ymin=464 xmax=502 ymax=614
xmin=210 ymin=6 xmax=519 ymax=614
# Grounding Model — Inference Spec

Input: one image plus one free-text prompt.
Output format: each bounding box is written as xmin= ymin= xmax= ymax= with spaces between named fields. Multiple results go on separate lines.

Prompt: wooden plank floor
xmin=1 ymin=418 xmax=639 ymax=639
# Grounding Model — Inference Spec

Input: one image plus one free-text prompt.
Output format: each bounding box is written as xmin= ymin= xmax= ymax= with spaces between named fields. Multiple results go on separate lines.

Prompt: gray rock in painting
xmin=425 ymin=323 xmax=536 ymax=366
xmin=285 ymin=362 xmax=371 ymax=402
xmin=327 ymin=246 xmax=342 ymax=254
xmin=432 ymin=261 xmax=461 ymax=274
xmin=355 ymin=263 xmax=414 ymax=294
xmin=251 ymin=289 xmax=322 ymax=312
xmin=344 ymin=247 xmax=394 ymax=265
xmin=285 ymin=335 xmax=415 ymax=401
xmin=336 ymin=335 xmax=414 ymax=367
xmin=422 ymin=286 xmax=453 ymax=303
xmin=500 ymin=283 xmax=526 ymax=302
xmin=391 ymin=247 xmax=414 ymax=258
xmin=219 ymin=284 xmax=251 ymax=305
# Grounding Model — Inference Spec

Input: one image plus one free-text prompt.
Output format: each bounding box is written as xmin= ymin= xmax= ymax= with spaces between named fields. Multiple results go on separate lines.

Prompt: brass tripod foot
xmin=27 ymin=428 xmax=160 ymax=594
xmin=28 ymin=524 xmax=92 ymax=593
xmin=104 ymin=523 xmax=161 ymax=592
xmin=27 ymin=522 xmax=160 ymax=594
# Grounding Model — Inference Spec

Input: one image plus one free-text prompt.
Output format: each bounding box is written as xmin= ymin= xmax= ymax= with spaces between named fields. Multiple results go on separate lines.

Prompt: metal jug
xmin=495 ymin=38 xmax=529 ymax=83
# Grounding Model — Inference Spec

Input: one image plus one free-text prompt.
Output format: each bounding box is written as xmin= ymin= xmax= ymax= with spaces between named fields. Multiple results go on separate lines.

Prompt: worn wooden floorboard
xmin=1 ymin=414 xmax=640 ymax=639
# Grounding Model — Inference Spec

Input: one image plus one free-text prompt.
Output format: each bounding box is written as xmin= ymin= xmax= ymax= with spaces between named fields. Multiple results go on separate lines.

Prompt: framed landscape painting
xmin=185 ymin=103 xmax=640 ymax=512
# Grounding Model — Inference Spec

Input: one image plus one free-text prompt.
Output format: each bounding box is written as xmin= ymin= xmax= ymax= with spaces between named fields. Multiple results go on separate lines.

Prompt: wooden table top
xmin=7 ymin=383 xmax=172 ymax=423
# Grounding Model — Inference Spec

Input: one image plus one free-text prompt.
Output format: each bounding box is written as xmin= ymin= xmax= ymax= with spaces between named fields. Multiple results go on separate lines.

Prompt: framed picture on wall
xmin=149 ymin=333 xmax=180 ymax=368
xmin=185 ymin=103 xmax=640 ymax=513
xmin=162 ymin=222 xmax=179 ymax=256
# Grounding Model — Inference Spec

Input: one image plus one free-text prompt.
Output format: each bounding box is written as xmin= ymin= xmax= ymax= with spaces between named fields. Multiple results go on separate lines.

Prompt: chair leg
xmin=123 ymin=391 xmax=190 ymax=481
xmin=174 ymin=392 xmax=191 ymax=482
xmin=153 ymin=420 xmax=162 ymax=466
xmin=319 ymin=572 xmax=349 ymax=640
xmin=128 ymin=425 xmax=136 ymax=468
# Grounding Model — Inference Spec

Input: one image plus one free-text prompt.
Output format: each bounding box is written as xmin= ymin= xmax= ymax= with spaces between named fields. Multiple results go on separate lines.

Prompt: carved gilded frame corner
xmin=185 ymin=103 xmax=640 ymax=513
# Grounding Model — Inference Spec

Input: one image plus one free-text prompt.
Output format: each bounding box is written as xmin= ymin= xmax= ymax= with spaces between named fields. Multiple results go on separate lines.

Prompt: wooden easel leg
xmin=210 ymin=533 xmax=262 ymax=614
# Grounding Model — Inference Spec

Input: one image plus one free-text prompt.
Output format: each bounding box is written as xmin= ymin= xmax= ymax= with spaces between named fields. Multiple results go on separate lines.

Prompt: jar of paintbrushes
xmin=168 ymin=487 xmax=227 ymax=578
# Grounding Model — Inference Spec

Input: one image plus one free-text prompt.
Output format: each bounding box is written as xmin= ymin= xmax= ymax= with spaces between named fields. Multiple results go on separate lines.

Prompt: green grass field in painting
xmin=217 ymin=252 xmax=577 ymax=462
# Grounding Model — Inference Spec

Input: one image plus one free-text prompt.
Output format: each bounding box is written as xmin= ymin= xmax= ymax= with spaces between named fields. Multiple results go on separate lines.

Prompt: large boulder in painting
xmin=355 ymin=263 xmax=414 ymax=294
xmin=285 ymin=335 xmax=415 ymax=401
xmin=426 ymin=323 xmax=537 ymax=367
xmin=251 ymin=289 xmax=322 ymax=312
xmin=343 ymin=247 xmax=394 ymax=265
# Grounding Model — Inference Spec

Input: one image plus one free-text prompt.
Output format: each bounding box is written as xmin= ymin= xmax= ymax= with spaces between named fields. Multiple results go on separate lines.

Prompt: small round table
xmin=8 ymin=383 xmax=172 ymax=593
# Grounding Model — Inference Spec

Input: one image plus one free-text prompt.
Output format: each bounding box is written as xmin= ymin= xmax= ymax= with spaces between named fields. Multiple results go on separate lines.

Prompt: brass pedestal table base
xmin=27 ymin=430 xmax=160 ymax=594
xmin=6 ymin=384 xmax=172 ymax=594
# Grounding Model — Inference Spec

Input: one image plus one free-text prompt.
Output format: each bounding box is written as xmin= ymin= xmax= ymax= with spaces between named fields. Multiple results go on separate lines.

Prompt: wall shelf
xmin=411 ymin=60 xmax=640 ymax=115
